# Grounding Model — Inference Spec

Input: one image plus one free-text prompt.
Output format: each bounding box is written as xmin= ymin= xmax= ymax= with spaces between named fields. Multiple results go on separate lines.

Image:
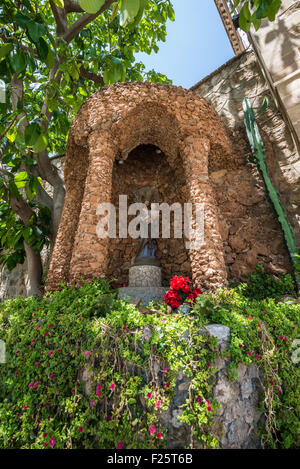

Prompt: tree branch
xmin=62 ymin=0 xmax=116 ymax=43
xmin=64 ymin=0 xmax=84 ymax=13
xmin=50 ymin=0 xmax=67 ymax=36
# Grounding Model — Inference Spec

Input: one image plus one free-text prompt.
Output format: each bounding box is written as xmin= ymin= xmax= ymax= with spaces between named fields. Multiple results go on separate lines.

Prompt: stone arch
xmin=46 ymin=82 xmax=232 ymax=291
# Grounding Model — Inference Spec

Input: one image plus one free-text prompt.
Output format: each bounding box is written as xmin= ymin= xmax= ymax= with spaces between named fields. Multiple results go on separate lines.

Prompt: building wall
xmin=192 ymin=50 xmax=299 ymax=280
xmin=249 ymin=0 xmax=300 ymax=142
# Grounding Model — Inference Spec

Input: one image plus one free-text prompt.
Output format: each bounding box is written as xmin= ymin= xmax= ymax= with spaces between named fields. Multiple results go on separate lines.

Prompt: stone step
xmin=118 ymin=287 xmax=168 ymax=305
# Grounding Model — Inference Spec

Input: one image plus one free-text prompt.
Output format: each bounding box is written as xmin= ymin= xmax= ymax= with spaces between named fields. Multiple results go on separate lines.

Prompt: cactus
xmin=243 ymin=97 xmax=300 ymax=292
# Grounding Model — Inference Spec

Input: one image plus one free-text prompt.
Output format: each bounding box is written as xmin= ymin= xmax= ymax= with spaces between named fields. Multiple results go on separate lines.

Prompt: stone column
xmin=45 ymin=140 xmax=89 ymax=291
xmin=183 ymin=136 xmax=227 ymax=290
xmin=68 ymin=131 xmax=116 ymax=284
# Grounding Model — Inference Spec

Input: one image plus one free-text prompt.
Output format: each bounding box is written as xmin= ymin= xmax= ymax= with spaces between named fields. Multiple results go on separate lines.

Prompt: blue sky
xmin=136 ymin=0 xmax=234 ymax=89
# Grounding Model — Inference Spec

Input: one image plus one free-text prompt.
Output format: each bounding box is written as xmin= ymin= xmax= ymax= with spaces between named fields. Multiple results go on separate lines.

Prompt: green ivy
xmin=234 ymin=264 xmax=296 ymax=301
xmin=0 ymin=278 xmax=299 ymax=449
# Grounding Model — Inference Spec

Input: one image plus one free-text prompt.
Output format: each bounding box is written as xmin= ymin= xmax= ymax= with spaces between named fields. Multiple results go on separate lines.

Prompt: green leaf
xmin=24 ymin=123 xmax=41 ymax=146
xmin=239 ymin=2 xmax=252 ymax=31
xmin=0 ymin=44 xmax=13 ymax=59
xmin=9 ymin=50 xmax=27 ymax=74
xmin=120 ymin=0 xmax=140 ymax=27
xmin=266 ymin=0 xmax=282 ymax=21
xmin=27 ymin=21 xmax=47 ymax=43
xmin=36 ymin=37 xmax=49 ymax=62
xmin=14 ymin=171 xmax=28 ymax=189
xmin=52 ymin=0 xmax=64 ymax=7
xmin=15 ymin=12 xmax=32 ymax=29
xmin=45 ymin=48 xmax=55 ymax=68
xmin=79 ymin=0 xmax=105 ymax=14
xmin=167 ymin=4 xmax=175 ymax=21
xmin=32 ymin=133 xmax=48 ymax=153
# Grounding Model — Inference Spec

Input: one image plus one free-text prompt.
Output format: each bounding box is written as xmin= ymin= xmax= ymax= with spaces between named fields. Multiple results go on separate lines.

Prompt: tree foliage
xmin=0 ymin=0 xmax=174 ymax=295
xmin=232 ymin=0 xmax=282 ymax=31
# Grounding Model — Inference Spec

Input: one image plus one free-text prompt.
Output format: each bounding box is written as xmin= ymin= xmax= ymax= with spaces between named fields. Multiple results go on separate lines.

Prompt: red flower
xmin=192 ymin=288 xmax=203 ymax=297
xmin=164 ymin=290 xmax=181 ymax=309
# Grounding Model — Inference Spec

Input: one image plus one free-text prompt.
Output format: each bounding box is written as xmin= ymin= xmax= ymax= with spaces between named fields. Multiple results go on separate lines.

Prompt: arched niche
xmin=46 ymin=82 xmax=232 ymax=292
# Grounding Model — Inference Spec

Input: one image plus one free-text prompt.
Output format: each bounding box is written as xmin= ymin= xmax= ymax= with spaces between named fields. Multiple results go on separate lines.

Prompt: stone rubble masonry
xmin=46 ymin=82 xmax=232 ymax=292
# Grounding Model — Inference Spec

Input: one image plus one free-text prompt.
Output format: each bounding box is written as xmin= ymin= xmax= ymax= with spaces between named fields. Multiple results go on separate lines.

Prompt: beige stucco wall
xmin=249 ymin=0 xmax=300 ymax=141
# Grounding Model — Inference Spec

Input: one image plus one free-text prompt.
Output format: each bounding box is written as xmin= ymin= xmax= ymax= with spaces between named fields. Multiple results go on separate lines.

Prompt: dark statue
xmin=133 ymin=187 xmax=159 ymax=267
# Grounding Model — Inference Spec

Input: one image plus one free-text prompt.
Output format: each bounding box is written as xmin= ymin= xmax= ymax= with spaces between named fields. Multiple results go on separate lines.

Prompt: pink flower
xmin=256 ymin=354 xmax=261 ymax=359
xmin=117 ymin=442 xmax=123 ymax=449
xmin=84 ymin=350 xmax=90 ymax=357
xmin=18 ymin=414 xmax=23 ymax=419
xmin=248 ymin=352 xmax=252 ymax=357
xmin=34 ymin=381 xmax=38 ymax=389
xmin=284 ymin=337 xmax=289 ymax=342
xmin=46 ymin=341 xmax=50 ymax=346
xmin=237 ymin=361 xmax=241 ymax=366
xmin=279 ymin=336 xmax=283 ymax=340
xmin=156 ymin=401 xmax=162 ymax=408
xmin=44 ymin=443 xmax=48 ymax=447
xmin=23 ymin=405 xmax=28 ymax=410
xmin=165 ymin=383 xmax=170 ymax=389
xmin=258 ymin=324 xmax=262 ymax=328
xmin=147 ymin=392 xmax=152 ymax=399
xmin=48 ymin=350 xmax=53 ymax=356
xmin=90 ymin=400 xmax=94 ymax=407
xmin=207 ymin=406 xmax=212 ymax=412
xmin=35 ymin=361 xmax=40 ymax=366
xmin=43 ymin=433 xmax=47 ymax=438
xmin=96 ymin=385 xmax=102 ymax=390
xmin=14 ymin=371 xmax=18 ymax=375
xmin=123 ymin=326 xmax=127 ymax=330
xmin=163 ymin=368 xmax=169 ymax=373
xmin=49 ymin=324 xmax=52 ymax=329
xmin=196 ymin=396 xmax=202 ymax=403
xmin=270 ymin=380 xmax=274 ymax=385
xmin=50 ymin=373 xmax=54 ymax=379
xmin=78 ymin=317 xmax=82 ymax=321
xmin=149 ymin=426 xmax=156 ymax=434
xmin=31 ymin=340 xmax=35 ymax=343
xmin=78 ymin=427 xmax=83 ymax=433
xmin=44 ymin=332 xmax=48 ymax=337
xmin=36 ymin=325 xmax=40 ymax=330
xmin=110 ymin=383 xmax=115 ymax=391
xmin=277 ymin=386 xmax=283 ymax=393
xmin=96 ymin=391 xmax=101 ymax=396
xmin=29 ymin=382 xmax=33 ymax=388
xmin=49 ymin=437 xmax=56 ymax=448
xmin=45 ymin=403 xmax=50 ymax=407
xmin=207 ymin=362 xmax=211 ymax=367
xmin=157 ymin=432 xmax=162 ymax=439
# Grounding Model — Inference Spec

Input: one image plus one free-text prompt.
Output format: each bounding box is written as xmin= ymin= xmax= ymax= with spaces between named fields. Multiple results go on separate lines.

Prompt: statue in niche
xmin=133 ymin=186 xmax=159 ymax=267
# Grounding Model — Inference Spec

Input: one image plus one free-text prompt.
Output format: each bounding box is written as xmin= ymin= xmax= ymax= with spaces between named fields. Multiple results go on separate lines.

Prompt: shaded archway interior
xmin=108 ymin=144 xmax=192 ymax=287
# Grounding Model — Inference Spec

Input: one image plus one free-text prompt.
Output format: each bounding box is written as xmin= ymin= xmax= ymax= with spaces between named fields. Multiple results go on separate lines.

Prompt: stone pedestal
xmin=118 ymin=265 xmax=167 ymax=304
xmin=129 ymin=265 xmax=161 ymax=287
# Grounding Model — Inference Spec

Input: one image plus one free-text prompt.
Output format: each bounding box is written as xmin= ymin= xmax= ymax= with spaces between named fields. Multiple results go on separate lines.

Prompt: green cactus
xmin=243 ymin=97 xmax=300 ymax=292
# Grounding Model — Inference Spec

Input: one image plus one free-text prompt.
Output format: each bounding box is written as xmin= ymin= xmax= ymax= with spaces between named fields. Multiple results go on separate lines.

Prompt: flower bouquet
xmin=164 ymin=275 xmax=203 ymax=311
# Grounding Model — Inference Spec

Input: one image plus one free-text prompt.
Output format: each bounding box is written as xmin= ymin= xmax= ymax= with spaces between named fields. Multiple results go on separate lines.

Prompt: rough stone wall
xmin=192 ymin=50 xmax=298 ymax=280
xmin=46 ymin=82 xmax=230 ymax=292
